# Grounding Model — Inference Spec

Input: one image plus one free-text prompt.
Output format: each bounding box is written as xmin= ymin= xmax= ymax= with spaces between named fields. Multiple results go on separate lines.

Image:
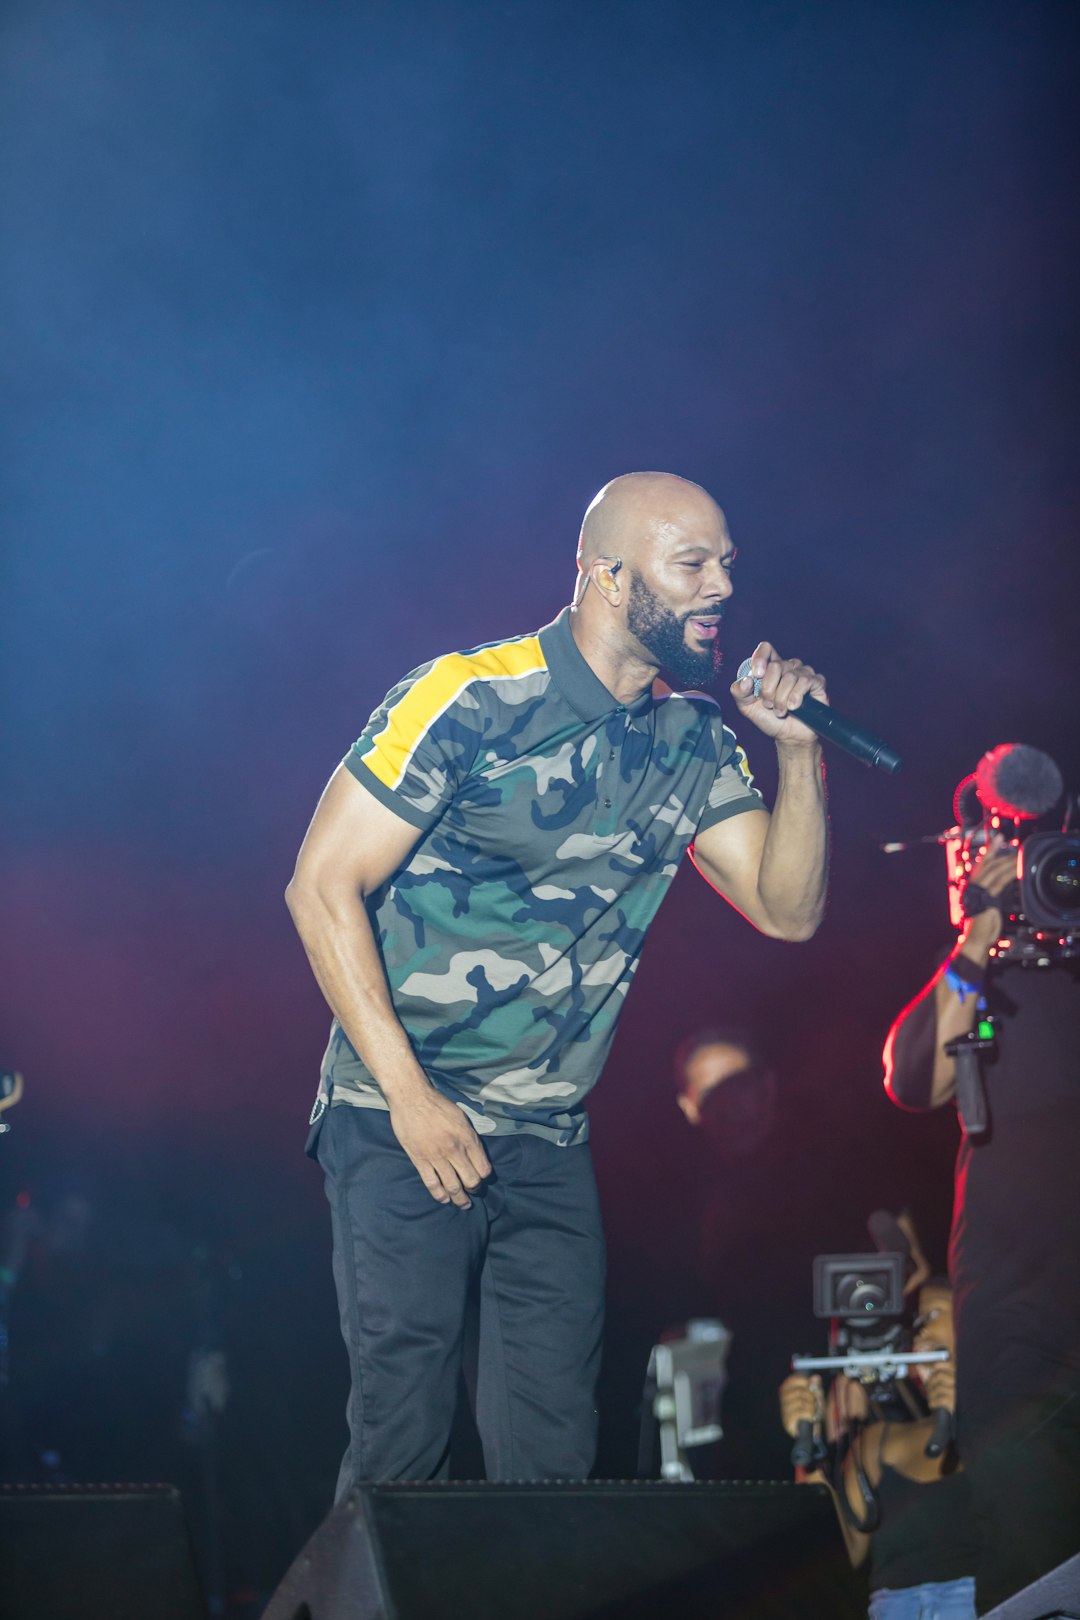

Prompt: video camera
xmin=792 ymin=1252 xmax=947 ymax=1390
xmin=945 ymin=744 xmax=1079 ymax=965
xmin=882 ymin=743 xmax=1079 ymax=965
xmin=789 ymin=1214 xmax=954 ymax=1472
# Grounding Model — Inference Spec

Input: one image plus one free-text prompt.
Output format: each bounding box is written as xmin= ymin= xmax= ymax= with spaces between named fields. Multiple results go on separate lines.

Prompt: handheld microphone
xmin=736 ymin=659 xmax=902 ymax=774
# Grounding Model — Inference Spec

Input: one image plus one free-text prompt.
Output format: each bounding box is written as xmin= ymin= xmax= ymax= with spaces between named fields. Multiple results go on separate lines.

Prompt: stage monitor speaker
xmin=0 ymin=1482 xmax=205 ymax=1620
xmin=982 ymin=1549 xmax=1080 ymax=1620
xmin=263 ymin=1478 xmax=863 ymax=1620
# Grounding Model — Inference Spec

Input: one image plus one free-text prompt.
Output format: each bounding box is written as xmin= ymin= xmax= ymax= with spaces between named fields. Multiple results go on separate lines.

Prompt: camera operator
xmin=883 ymin=764 xmax=1080 ymax=1611
xmin=780 ymin=1283 xmax=978 ymax=1619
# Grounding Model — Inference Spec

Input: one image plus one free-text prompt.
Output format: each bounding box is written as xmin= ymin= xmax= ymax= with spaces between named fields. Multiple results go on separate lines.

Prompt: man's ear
xmin=592 ymin=556 xmax=623 ymax=602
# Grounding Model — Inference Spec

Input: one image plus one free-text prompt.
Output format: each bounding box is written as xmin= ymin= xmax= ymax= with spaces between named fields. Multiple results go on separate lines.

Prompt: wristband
xmin=944 ymin=954 xmax=986 ymax=1003
xmin=961 ymin=882 xmax=997 ymax=918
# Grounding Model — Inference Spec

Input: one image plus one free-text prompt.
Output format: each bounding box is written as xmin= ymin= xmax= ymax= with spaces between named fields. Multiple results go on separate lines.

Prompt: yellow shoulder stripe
xmin=362 ymin=636 xmax=547 ymax=792
xmin=732 ymin=741 xmax=755 ymax=788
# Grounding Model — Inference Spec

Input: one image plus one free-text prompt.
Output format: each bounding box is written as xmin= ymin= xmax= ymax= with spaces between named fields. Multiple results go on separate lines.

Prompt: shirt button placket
xmin=595 ymin=714 xmax=620 ymax=834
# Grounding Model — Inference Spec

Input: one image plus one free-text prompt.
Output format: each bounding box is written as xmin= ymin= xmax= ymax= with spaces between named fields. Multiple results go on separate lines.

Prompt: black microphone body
xmin=735 ymin=658 xmax=902 ymax=774
xmin=792 ymin=694 xmax=903 ymax=775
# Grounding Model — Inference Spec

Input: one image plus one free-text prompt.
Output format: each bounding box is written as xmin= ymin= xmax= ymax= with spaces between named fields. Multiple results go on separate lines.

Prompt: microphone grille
xmin=735 ymin=657 xmax=761 ymax=696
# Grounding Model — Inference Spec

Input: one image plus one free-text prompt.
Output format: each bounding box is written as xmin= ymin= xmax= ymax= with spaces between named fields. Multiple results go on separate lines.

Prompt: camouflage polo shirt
xmin=316 ymin=606 xmax=764 ymax=1145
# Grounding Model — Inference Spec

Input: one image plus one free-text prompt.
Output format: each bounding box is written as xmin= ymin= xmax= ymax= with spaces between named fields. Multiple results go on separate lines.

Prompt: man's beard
xmin=627 ymin=574 xmax=723 ymax=688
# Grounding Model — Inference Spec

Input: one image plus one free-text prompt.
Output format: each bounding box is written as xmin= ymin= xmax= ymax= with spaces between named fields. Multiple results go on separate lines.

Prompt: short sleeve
xmin=344 ymin=652 xmax=485 ymax=831
xmin=884 ymin=987 xmax=937 ymax=1111
xmin=696 ymin=713 xmax=765 ymax=832
xmin=884 ymin=946 xmax=956 ymax=1112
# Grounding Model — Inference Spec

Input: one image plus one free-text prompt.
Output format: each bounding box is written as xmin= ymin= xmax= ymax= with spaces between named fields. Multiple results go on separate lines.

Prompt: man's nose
xmin=703 ymin=561 xmax=734 ymax=597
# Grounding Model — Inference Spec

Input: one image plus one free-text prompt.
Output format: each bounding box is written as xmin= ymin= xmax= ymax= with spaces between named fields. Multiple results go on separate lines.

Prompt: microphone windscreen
xmin=867 ymin=1209 xmax=911 ymax=1259
xmin=952 ymin=774 xmax=982 ymax=829
xmin=975 ymin=744 xmax=1063 ymax=821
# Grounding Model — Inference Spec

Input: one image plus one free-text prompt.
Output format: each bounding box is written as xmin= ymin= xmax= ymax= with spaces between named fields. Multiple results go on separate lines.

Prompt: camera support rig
xmin=791 ymin=1348 xmax=950 ymax=1381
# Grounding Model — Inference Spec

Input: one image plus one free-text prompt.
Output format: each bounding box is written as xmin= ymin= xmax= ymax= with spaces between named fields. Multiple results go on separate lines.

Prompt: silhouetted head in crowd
xmin=673 ymin=1027 xmax=778 ymax=1158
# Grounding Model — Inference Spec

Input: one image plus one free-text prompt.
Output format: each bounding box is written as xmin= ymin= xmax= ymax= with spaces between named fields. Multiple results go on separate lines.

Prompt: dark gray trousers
xmin=315 ymin=1102 xmax=605 ymax=1491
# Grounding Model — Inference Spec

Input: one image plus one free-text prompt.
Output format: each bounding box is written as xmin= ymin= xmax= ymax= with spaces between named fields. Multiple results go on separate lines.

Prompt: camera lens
xmin=1043 ymin=851 xmax=1080 ymax=902
xmin=1019 ymin=832 xmax=1080 ymax=930
xmin=1035 ymin=848 xmax=1080 ymax=925
xmin=838 ymin=1275 xmax=887 ymax=1314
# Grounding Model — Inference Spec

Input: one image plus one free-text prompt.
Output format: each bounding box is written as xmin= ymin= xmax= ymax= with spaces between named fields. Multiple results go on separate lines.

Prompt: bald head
xmin=569 ymin=471 xmax=736 ymax=694
xmin=576 ymin=472 xmax=724 ymax=583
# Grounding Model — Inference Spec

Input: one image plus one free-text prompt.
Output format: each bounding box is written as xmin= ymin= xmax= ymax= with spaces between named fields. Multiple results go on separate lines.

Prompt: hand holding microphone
xmin=734 ymin=642 xmax=902 ymax=774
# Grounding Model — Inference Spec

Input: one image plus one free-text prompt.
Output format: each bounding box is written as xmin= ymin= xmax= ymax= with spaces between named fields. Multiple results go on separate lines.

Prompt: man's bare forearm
xmin=286 ymin=882 xmax=432 ymax=1104
xmin=755 ymin=741 xmax=829 ymax=940
xmin=926 ymin=910 xmax=1000 ymax=1101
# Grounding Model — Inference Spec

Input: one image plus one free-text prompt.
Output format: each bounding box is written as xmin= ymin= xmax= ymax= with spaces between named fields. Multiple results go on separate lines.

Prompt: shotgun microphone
xmin=736 ymin=658 xmax=902 ymax=774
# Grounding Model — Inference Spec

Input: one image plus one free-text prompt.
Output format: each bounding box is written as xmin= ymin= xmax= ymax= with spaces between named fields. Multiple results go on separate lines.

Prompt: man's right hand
xmin=388 ymin=1087 xmax=493 ymax=1209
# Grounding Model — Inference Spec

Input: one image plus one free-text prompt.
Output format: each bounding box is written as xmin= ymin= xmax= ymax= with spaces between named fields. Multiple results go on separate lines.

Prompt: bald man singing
xmin=287 ymin=472 xmax=829 ymax=1489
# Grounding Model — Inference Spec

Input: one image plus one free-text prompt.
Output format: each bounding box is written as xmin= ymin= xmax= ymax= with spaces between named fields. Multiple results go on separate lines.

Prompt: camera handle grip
xmin=944 ymin=1034 xmax=991 ymax=1137
xmin=924 ymin=1405 xmax=955 ymax=1459
xmin=791 ymin=1418 xmax=824 ymax=1470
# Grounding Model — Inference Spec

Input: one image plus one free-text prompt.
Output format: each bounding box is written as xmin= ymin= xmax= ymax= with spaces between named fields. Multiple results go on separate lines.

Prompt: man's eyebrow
xmin=672 ymin=542 xmax=738 ymax=559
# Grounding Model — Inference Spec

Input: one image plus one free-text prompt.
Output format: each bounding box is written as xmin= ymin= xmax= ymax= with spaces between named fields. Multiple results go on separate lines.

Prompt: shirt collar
xmin=538 ymin=607 xmax=654 ymax=732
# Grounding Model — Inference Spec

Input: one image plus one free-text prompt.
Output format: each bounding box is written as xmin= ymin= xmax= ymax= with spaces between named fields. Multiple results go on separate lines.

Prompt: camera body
xmin=812 ymin=1252 xmax=910 ymax=1364
xmin=794 ymin=1253 xmax=946 ymax=1407
xmin=946 ymin=823 xmax=1080 ymax=964
xmin=813 ymin=1252 xmax=905 ymax=1327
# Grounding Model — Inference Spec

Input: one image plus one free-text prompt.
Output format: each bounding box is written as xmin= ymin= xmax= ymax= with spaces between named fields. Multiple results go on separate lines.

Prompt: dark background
xmin=2 ymin=0 xmax=1078 ymax=1608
